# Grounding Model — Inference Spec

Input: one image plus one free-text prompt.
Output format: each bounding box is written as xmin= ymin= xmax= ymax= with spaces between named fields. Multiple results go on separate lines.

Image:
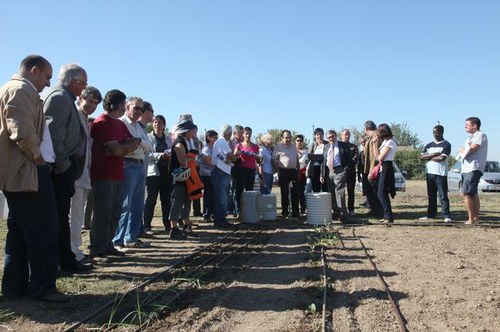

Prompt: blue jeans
xmin=212 ymin=167 xmax=231 ymax=225
xmin=426 ymin=173 xmax=450 ymax=218
xmin=260 ymin=172 xmax=273 ymax=195
xmin=2 ymin=165 xmax=59 ymax=298
xmin=113 ymin=160 xmax=145 ymax=246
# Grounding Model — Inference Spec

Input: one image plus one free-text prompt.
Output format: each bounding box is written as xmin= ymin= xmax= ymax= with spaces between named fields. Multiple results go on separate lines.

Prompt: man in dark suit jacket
xmin=320 ymin=130 xmax=352 ymax=222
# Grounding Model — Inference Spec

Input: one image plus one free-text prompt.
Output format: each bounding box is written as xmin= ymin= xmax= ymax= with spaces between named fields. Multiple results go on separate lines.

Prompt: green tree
xmin=390 ymin=121 xmax=422 ymax=148
xmin=394 ymin=149 xmax=426 ymax=180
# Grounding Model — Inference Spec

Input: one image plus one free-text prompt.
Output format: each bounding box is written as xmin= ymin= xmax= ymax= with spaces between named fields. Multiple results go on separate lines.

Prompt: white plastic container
xmin=241 ymin=191 xmax=261 ymax=223
xmin=257 ymin=194 xmax=277 ymax=221
xmin=306 ymin=192 xmax=332 ymax=225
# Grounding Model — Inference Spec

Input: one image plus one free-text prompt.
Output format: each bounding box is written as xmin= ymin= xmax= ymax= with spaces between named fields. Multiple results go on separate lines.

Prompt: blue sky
xmin=1 ymin=0 xmax=498 ymax=160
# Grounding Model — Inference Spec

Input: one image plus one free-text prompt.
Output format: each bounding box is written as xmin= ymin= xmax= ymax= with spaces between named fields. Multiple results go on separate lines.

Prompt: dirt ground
xmin=330 ymin=226 xmax=500 ymax=332
xmin=0 ymin=180 xmax=499 ymax=331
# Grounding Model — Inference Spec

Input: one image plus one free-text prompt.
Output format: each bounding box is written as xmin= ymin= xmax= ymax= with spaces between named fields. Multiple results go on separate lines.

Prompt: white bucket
xmin=257 ymin=194 xmax=277 ymax=221
xmin=241 ymin=191 xmax=261 ymax=224
xmin=306 ymin=192 xmax=332 ymax=225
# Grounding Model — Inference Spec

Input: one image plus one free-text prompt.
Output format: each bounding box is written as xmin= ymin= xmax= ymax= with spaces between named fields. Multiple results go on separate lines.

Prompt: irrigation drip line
xmin=351 ymin=228 xmax=408 ymax=332
xmin=380 ymin=222 xmax=500 ymax=228
xmin=64 ymin=228 xmax=262 ymax=332
xmin=133 ymin=229 xmax=264 ymax=332
xmin=348 ymin=221 xmax=500 ymax=228
xmin=138 ymin=228 xmax=261 ymax=308
xmin=336 ymin=229 xmax=345 ymax=249
xmin=63 ymin=228 xmax=247 ymax=332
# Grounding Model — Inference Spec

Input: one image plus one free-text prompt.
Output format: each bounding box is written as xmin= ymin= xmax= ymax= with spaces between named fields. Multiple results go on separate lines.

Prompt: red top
xmin=236 ymin=142 xmax=260 ymax=169
xmin=90 ymin=114 xmax=133 ymax=181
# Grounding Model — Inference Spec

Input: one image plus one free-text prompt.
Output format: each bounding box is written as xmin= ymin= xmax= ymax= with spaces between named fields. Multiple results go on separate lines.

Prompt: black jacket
xmin=320 ymin=141 xmax=352 ymax=178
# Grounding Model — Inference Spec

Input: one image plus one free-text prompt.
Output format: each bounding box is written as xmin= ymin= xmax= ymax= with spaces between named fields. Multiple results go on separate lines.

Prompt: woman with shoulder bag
xmin=376 ymin=123 xmax=398 ymax=223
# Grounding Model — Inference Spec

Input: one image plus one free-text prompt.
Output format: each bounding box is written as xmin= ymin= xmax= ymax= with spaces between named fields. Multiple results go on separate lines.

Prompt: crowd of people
xmin=0 ymin=54 xmax=488 ymax=302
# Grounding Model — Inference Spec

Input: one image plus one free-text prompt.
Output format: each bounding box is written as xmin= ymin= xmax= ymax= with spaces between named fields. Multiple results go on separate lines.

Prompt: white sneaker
xmin=444 ymin=218 xmax=453 ymax=223
xmin=418 ymin=216 xmax=431 ymax=220
xmin=114 ymin=245 xmax=129 ymax=253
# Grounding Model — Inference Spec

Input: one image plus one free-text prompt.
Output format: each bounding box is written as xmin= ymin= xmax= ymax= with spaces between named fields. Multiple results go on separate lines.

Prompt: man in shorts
xmin=458 ymin=117 xmax=488 ymax=225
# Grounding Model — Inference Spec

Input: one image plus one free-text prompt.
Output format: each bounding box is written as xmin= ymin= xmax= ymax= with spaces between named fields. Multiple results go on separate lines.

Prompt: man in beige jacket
xmin=0 ymin=55 xmax=69 ymax=302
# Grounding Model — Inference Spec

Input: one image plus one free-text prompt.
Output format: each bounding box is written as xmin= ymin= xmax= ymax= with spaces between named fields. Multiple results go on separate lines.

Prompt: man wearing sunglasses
xmin=43 ymin=63 xmax=92 ymax=273
xmin=113 ymin=97 xmax=152 ymax=251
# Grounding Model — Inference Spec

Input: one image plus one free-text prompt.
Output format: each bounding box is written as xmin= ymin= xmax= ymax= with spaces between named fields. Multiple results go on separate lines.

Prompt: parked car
xmin=393 ymin=162 xmax=407 ymax=192
xmin=448 ymin=160 xmax=500 ymax=193
xmin=354 ymin=161 xmax=406 ymax=192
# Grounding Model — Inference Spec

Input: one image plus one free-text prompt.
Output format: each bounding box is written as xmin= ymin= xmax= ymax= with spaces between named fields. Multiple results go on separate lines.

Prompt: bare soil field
xmin=0 ymin=180 xmax=499 ymax=331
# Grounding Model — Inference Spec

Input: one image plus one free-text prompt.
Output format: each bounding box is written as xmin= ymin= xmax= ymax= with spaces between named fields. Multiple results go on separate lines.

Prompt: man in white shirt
xmin=211 ymin=124 xmax=239 ymax=227
xmin=458 ymin=117 xmax=488 ymax=225
xmin=419 ymin=125 xmax=452 ymax=222
xmin=113 ymin=97 xmax=152 ymax=250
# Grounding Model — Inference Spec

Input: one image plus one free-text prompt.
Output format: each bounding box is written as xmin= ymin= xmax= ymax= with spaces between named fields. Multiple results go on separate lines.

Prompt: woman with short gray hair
xmin=259 ymin=134 xmax=274 ymax=194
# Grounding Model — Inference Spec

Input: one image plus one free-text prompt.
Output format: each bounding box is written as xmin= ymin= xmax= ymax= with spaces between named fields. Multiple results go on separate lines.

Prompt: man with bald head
xmin=44 ymin=63 xmax=92 ymax=273
xmin=0 ymin=55 xmax=69 ymax=301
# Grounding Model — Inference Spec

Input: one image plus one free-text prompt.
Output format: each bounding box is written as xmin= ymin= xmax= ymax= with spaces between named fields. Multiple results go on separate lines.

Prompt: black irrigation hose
xmin=351 ymin=228 xmax=408 ymax=332
xmin=132 ymin=229 xmax=264 ymax=332
xmin=336 ymin=229 xmax=345 ymax=249
xmin=63 ymin=228 xmax=247 ymax=332
xmin=339 ymin=221 xmax=500 ymax=229
xmin=379 ymin=221 xmax=500 ymax=228
xmin=138 ymin=228 xmax=261 ymax=308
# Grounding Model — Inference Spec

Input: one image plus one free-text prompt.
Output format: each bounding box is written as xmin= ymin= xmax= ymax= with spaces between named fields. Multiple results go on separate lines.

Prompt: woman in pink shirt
xmin=233 ymin=127 xmax=260 ymax=218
